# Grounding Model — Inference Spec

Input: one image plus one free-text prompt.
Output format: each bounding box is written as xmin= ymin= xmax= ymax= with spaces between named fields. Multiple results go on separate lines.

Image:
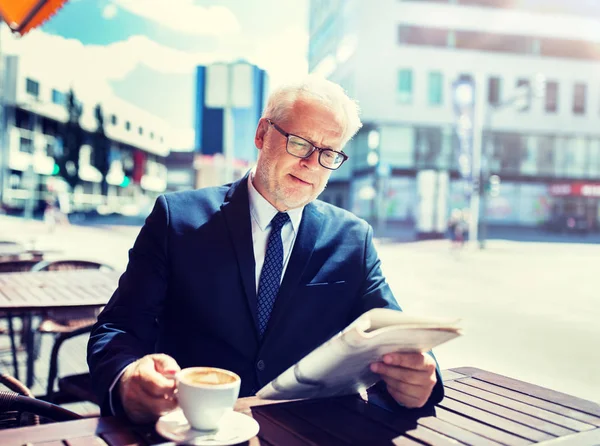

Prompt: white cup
xmin=176 ymin=367 xmax=241 ymax=431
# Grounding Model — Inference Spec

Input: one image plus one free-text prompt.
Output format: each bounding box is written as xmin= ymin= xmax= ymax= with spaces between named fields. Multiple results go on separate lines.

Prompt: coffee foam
xmin=181 ymin=368 xmax=238 ymax=386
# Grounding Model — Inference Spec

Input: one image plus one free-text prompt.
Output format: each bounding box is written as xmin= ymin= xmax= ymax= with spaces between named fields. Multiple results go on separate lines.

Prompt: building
xmin=0 ymin=55 xmax=171 ymax=216
xmin=194 ymin=61 xmax=267 ymax=187
xmin=309 ymin=0 xmax=600 ymax=234
xmin=165 ymin=151 xmax=196 ymax=192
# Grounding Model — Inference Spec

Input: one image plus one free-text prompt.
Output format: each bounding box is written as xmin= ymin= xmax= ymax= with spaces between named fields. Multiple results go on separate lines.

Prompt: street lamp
xmin=452 ymin=73 xmax=484 ymax=246
xmin=366 ymin=129 xmax=382 ymax=231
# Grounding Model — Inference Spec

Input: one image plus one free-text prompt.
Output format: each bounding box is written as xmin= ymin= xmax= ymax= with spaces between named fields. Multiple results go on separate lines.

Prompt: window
xmin=19 ymin=137 xmax=34 ymax=154
xmin=573 ymin=83 xmax=586 ymax=115
xmin=541 ymin=38 xmax=600 ymax=61
xmin=428 ymin=72 xmax=443 ymax=106
xmin=545 ymin=81 xmax=558 ymax=113
xmin=415 ymin=127 xmax=443 ymax=168
xmin=15 ymin=109 xmax=33 ymax=130
xmin=488 ymin=77 xmax=502 ymax=106
xmin=397 ymin=69 xmax=413 ymax=104
xmin=537 ymin=135 xmax=555 ymax=176
xmin=516 ymin=78 xmax=531 ymax=112
xmin=125 ymin=121 xmax=131 ymax=131
xmin=51 ymin=89 xmax=65 ymax=105
xmin=150 ymin=132 xmax=155 ymax=140
xmin=111 ymin=114 xmax=117 ymax=125
xmin=491 ymin=132 xmax=526 ymax=174
xmin=398 ymin=25 xmax=448 ymax=47
xmin=455 ymin=30 xmax=534 ymax=54
xmin=138 ymin=126 xmax=144 ymax=135
xmin=26 ymin=78 xmax=39 ymax=97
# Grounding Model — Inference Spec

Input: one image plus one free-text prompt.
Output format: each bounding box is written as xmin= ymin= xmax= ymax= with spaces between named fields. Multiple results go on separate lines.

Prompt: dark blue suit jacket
xmin=87 ymin=174 xmax=444 ymax=414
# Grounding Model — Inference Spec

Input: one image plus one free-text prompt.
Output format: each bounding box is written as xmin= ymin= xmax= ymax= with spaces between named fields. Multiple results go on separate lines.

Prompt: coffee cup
xmin=176 ymin=367 xmax=241 ymax=431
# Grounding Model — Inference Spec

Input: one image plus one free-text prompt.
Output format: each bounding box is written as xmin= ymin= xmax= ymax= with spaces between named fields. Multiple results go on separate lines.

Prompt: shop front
xmin=547 ymin=182 xmax=600 ymax=233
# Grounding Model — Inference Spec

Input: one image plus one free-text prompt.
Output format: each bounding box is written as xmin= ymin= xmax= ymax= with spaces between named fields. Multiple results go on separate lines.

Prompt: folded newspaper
xmin=257 ymin=308 xmax=461 ymax=400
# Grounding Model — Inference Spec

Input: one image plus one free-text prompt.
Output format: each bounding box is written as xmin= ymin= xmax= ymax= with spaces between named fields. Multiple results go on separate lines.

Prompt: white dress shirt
xmin=247 ymin=172 xmax=303 ymax=291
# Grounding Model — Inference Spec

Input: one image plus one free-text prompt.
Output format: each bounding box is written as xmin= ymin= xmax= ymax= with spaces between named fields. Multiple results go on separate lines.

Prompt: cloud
xmin=1 ymin=27 xmax=225 ymax=99
xmin=222 ymin=25 xmax=309 ymax=90
xmin=102 ymin=4 xmax=118 ymax=19
xmin=0 ymin=20 xmax=309 ymax=147
xmin=111 ymin=0 xmax=240 ymax=35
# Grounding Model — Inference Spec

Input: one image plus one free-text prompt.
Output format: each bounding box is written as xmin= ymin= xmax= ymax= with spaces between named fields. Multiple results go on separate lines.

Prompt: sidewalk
xmin=0 ymin=214 xmax=139 ymax=271
xmin=372 ymin=220 xmax=600 ymax=245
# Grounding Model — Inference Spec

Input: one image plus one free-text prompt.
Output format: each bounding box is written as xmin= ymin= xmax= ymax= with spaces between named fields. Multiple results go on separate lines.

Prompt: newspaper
xmin=257 ymin=308 xmax=461 ymax=400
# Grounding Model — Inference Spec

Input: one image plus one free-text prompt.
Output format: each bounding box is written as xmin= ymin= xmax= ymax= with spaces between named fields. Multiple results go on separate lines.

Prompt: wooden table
xmin=0 ymin=269 xmax=120 ymax=386
xmin=0 ymin=367 xmax=598 ymax=445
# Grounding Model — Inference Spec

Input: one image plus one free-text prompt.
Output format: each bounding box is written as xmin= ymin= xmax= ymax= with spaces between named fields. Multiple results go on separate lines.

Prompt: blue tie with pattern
xmin=257 ymin=212 xmax=290 ymax=337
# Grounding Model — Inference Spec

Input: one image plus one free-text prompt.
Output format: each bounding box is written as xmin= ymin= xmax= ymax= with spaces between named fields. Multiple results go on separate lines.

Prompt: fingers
xmin=153 ymin=353 xmax=181 ymax=376
xmin=380 ymin=352 xmax=436 ymax=371
xmin=119 ymin=354 xmax=181 ymax=423
xmin=137 ymin=356 xmax=178 ymax=397
xmin=370 ymin=353 xmax=437 ymax=408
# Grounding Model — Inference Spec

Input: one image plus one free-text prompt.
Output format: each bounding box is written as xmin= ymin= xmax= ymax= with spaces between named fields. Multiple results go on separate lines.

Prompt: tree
xmin=92 ymin=104 xmax=111 ymax=196
xmin=56 ymin=89 xmax=84 ymax=190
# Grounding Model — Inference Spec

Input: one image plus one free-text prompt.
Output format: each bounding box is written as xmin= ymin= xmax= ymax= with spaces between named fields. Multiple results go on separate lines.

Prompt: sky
xmin=2 ymin=0 xmax=309 ymax=149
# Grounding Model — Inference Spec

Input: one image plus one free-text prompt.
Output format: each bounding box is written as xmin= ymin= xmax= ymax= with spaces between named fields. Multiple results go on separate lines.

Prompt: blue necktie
xmin=257 ymin=212 xmax=290 ymax=337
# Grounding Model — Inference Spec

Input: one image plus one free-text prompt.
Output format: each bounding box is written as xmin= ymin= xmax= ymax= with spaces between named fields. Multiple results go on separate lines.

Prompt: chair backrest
xmin=0 ymin=390 xmax=81 ymax=428
xmin=0 ymin=374 xmax=36 ymax=428
xmin=33 ymin=260 xmax=114 ymax=323
xmin=32 ymin=260 xmax=114 ymax=272
xmin=0 ymin=259 xmax=39 ymax=273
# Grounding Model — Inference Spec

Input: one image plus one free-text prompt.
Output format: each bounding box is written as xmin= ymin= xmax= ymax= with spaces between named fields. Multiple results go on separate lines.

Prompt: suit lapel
xmin=264 ymin=202 xmax=323 ymax=337
xmin=221 ymin=174 xmax=259 ymax=335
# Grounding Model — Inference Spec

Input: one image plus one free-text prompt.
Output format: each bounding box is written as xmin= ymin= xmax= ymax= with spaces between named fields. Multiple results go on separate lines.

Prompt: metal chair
xmin=32 ymin=260 xmax=113 ymax=405
xmin=0 ymin=259 xmax=40 ymax=273
xmin=0 ymin=260 xmax=41 ymax=380
xmin=0 ymin=373 xmax=81 ymax=429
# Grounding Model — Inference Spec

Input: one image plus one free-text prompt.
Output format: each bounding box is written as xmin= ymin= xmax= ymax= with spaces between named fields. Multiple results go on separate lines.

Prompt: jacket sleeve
xmin=355 ymin=224 xmax=445 ymax=407
xmin=87 ymin=195 xmax=171 ymax=414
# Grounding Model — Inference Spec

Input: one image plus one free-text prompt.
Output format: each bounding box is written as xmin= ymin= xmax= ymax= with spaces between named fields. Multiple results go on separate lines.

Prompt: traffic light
xmin=487 ymin=175 xmax=501 ymax=197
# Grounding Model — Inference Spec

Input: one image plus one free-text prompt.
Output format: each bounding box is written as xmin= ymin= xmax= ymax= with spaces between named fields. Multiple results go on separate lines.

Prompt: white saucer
xmin=156 ymin=408 xmax=259 ymax=445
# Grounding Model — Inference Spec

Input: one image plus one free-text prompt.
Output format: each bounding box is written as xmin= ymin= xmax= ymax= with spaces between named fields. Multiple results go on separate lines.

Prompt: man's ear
xmin=255 ymin=118 xmax=268 ymax=150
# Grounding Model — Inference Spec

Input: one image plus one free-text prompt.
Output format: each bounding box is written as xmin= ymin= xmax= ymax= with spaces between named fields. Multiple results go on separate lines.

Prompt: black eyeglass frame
xmin=266 ymin=119 xmax=349 ymax=170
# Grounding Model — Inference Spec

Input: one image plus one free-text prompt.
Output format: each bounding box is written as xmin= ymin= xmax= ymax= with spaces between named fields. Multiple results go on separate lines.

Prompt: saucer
xmin=156 ymin=408 xmax=259 ymax=445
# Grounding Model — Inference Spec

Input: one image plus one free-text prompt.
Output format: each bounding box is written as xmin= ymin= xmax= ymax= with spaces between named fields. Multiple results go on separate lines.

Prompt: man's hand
xmin=370 ymin=352 xmax=437 ymax=408
xmin=118 ymin=354 xmax=181 ymax=423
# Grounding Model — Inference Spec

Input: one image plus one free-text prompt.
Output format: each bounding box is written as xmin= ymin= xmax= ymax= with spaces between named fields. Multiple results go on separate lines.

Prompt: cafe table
xmin=0 ymin=367 xmax=598 ymax=445
xmin=0 ymin=269 xmax=121 ymax=387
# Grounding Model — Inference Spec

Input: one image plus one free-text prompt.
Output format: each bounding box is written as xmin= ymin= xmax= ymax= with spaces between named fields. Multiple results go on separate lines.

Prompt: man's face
xmin=253 ymin=98 xmax=344 ymax=211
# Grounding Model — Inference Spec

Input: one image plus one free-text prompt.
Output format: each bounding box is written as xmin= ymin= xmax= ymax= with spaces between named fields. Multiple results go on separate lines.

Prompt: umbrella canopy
xmin=0 ymin=0 xmax=68 ymax=35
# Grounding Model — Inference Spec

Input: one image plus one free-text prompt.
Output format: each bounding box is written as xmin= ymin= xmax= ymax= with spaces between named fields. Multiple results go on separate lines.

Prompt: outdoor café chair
xmin=0 ymin=259 xmax=41 ymax=380
xmin=32 ymin=259 xmax=113 ymax=406
xmin=0 ymin=373 xmax=80 ymax=429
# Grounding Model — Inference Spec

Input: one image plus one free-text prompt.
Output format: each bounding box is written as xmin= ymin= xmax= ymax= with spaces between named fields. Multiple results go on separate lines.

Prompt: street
xmin=2 ymin=215 xmax=599 ymax=405
xmin=378 ymin=239 xmax=600 ymax=404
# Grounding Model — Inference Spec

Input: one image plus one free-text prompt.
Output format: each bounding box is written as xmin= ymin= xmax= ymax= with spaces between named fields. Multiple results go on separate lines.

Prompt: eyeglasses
xmin=266 ymin=119 xmax=348 ymax=170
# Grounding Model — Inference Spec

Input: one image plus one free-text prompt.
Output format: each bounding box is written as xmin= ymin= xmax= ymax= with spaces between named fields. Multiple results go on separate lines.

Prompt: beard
xmin=255 ymin=159 xmax=327 ymax=211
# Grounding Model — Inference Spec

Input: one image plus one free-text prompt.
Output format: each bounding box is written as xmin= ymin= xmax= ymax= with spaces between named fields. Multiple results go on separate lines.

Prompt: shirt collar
xmin=247 ymin=171 xmax=304 ymax=233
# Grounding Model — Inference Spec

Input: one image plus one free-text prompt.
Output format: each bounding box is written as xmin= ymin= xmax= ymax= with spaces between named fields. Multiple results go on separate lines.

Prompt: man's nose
xmin=300 ymin=150 xmax=320 ymax=170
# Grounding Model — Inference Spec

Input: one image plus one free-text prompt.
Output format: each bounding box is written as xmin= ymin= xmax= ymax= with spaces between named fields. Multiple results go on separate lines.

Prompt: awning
xmin=0 ymin=0 xmax=68 ymax=36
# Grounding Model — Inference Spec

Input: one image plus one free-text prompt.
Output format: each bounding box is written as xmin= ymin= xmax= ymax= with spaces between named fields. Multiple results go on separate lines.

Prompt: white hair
xmin=261 ymin=75 xmax=362 ymax=148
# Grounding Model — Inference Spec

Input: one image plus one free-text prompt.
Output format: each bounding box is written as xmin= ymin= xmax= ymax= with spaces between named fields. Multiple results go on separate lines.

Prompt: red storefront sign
xmin=549 ymin=182 xmax=600 ymax=197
